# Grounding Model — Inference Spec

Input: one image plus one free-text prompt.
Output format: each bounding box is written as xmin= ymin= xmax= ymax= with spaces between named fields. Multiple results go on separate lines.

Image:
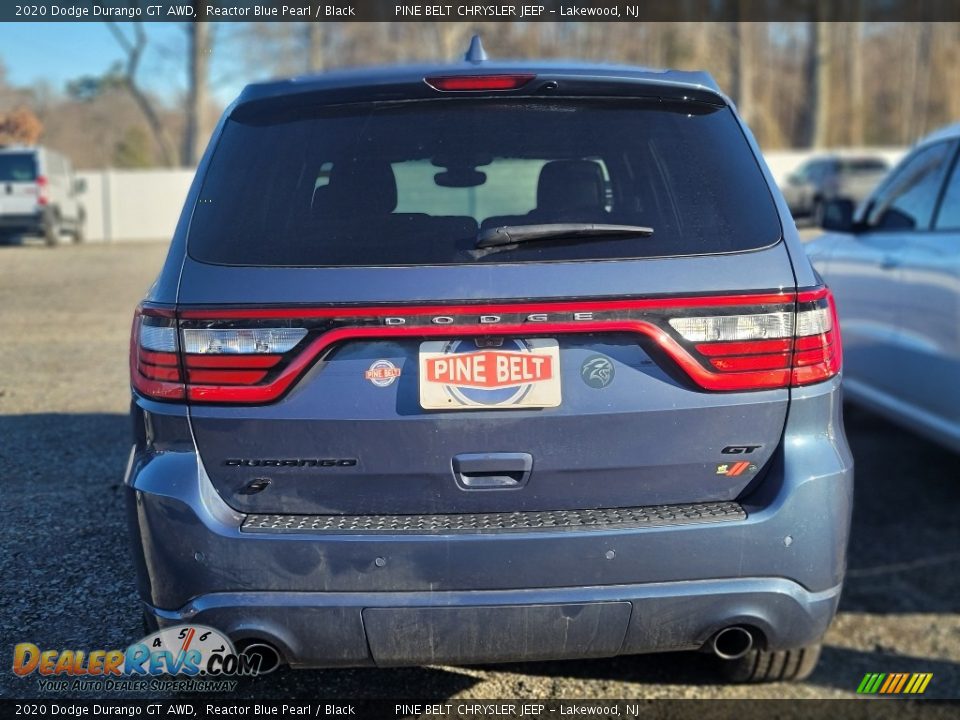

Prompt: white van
xmin=0 ymin=146 xmax=85 ymax=245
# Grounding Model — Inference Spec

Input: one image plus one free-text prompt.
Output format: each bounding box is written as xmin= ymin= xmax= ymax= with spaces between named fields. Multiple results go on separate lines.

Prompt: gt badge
xmin=721 ymin=445 xmax=761 ymax=454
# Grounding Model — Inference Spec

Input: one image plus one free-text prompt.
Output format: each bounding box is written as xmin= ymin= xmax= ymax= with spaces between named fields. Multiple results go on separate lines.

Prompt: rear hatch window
xmin=0 ymin=153 xmax=37 ymax=182
xmin=189 ymin=99 xmax=781 ymax=266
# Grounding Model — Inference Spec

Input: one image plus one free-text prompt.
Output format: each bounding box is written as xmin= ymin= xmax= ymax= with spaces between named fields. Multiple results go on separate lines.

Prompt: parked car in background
xmin=127 ymin=42 xmax=851 ymax=682
xmin=807 ymin=123 xmax=960 ymax=451
xmin=782 ymin=154 xmax=889 ymax=225
xmin=0 ymin=145 xmax=85 ymax=245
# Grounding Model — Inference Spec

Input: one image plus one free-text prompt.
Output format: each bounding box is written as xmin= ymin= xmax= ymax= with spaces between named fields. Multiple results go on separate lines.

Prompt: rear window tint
xmin=391 ymin=158 xmax=613 ymax=218
xmin=0 ymin=153 xmax=37 ymax=182
xmin=839 ymin=159 xmax=888 ymax=173
xmin=189 ymin=99 xmax=781 ymax=266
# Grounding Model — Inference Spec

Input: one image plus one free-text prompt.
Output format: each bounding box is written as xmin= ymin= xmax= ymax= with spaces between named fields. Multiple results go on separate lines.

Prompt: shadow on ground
xmin=840 ymin=404 xmax=960 ymax=616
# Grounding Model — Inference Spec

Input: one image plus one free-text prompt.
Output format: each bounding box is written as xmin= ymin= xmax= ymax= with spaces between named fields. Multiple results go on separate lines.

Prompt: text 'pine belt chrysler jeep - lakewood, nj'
xmin=126 ymin=38 xmax=851 ymax=683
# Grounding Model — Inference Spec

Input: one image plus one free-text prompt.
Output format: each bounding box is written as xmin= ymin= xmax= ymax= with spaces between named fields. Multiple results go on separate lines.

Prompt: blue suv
xmin=126 ymin=42 xmax=852 ymax=682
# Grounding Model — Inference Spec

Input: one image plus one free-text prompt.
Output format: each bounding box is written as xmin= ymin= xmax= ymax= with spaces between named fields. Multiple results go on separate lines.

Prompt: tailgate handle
xmin=452 ymin=453 xmax=533 ymax=490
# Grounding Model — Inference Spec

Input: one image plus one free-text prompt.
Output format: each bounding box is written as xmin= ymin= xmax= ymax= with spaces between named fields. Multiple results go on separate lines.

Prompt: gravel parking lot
xmin=1 ymin=242 xmax=958 ymax=700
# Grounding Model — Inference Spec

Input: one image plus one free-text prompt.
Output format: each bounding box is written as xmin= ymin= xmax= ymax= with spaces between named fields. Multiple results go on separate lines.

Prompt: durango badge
xmin=419 ymin=338 xmax=561 ymax=409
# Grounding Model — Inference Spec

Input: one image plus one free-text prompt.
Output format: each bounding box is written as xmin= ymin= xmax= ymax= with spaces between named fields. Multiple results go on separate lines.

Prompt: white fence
xmin=76 ymin=169 xmax=195 ymax=242
xmin=76 ymin=147 xmax=908 ymax=243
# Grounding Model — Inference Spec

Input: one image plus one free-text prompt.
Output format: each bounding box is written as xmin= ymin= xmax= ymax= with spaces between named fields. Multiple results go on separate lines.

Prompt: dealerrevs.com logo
xmin=12 ymin=625 xmax=279 ymax=692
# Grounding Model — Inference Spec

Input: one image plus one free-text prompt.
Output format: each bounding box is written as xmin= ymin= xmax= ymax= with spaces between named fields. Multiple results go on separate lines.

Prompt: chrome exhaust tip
xmin=711 ymin=626 xmax=754 ymax=660
xmin=234 ymin=640 xmax=283 ymax=675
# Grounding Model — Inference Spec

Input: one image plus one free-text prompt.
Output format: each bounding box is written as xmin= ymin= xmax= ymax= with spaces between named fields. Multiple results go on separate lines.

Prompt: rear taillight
xmin=131 ymin=305 xmax=311 ymax=403
xmin=130 ymin=288 xmax=842 ymax=404
xmin=790 ymin=288 xmax=843 ymax=386
xmin=180 ymin=327 xmax=307 ymax=355
xmin=180 ymin=328 xmax=306 ymax=393
xmin=130 ymin=306 xmax=184 ymax=400
xmin=36 ymin=176 xmax=49 ymax=206
xmin=669 ymin=287 xmax=842 ymax=390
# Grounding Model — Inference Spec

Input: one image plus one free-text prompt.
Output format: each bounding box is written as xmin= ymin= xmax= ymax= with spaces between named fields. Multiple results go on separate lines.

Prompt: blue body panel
xmin=126 ymin=378 xmax=851 ymax=666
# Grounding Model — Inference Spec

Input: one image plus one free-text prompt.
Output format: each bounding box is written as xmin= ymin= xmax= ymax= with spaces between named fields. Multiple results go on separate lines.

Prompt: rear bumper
xmin=145 ymin=578 xmax=841 ymax=668
xmin=125 ymin=378 xmax=853 ymax=667
xmin=0 ymin=212 xmax=43 ymax=233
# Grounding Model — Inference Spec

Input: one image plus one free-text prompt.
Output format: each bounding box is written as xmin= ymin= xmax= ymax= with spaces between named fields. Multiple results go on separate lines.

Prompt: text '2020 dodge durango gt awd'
xmin=126 ymin=45 xmax=852 ymax=683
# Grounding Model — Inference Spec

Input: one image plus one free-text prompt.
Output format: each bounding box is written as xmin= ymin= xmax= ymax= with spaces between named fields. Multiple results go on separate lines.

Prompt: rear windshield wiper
xmin=475 ymin=223 xmax=655 ymax=250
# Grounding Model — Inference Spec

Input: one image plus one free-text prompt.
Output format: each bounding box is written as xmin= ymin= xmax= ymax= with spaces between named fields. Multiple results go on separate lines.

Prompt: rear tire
xmin=44 ymin=221 xmax=61 ymax=247
xmin=812 ymin=198 xmax=825 ymax=228
xmin=718 ymin=642 xmax=822 ymax=683
xmin=72 ymin=210 xmax=86 ymax=244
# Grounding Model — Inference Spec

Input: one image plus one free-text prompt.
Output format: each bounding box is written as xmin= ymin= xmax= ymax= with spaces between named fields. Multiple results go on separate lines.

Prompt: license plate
xmin=419 ymin=338 xmax=561 ymax=410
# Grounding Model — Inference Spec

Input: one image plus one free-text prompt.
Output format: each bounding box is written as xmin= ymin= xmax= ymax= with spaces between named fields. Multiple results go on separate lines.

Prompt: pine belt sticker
xmin=419 ymin=338 xmax=561 ymax=409
xmin=365 ymin=359 xmax=401 ymax=387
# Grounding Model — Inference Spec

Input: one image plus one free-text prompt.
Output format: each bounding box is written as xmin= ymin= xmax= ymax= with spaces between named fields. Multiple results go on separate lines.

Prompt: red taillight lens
xmin=130 ymin=289 xmax=843 ymax=404
xmin=425 ymin=74 xmax=535 ymax=91
xmin=130 ymin=306 xmax=184 ymax=400
xmin=131 ymin=307 xmax=309 ymax=403
xmin=672 ymin=287 xmax=842 ymax=390
xmin=179 ymin=327 xmax=305 ymax=399
xmin=790 ymin=287 xmax=842 ymax=386
xmin=36 ymin=176 xmax=49 ymax=206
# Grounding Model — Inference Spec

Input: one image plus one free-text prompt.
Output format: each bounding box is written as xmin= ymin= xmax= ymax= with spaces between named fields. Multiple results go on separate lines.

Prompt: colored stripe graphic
xmin=857 ymin=672 xmax=932 ymax=694
xmin=893 ymin=673 xmax=909 ymax=693
xmin=879 ymin=674 xmax=896 ymax=693
xmin=726 ymin=461 xmax=750 ymax=477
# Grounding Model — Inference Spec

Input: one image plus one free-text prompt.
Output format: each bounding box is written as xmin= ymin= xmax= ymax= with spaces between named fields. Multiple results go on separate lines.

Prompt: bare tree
xmin=183 ymin=14 xmax=211 ymax=166
xmin=911 ymin=23 xmax=934 ymax=139
xmin=433 ymin=24 xmax=474 ymax=61
xmin=306 ymin=24 xmax=325 ymax=72
xmin=729 ymin=21 xmax=756 ymax=126
xmin=810 ymin=21 xmax=833 ymax=148
xmin=105 ymin=23 xmax=177 ymax=166
xmin=944 ymin=25 xmax=960 ymax=123
xmin=82 ymin=20 xmax=960 ymax=162
xmin=848 ymin=21 xmax=865 ymax=145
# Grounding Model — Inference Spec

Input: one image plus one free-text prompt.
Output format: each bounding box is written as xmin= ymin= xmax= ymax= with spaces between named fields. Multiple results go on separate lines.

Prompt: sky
xmin=0 ymin=22 xmax=248 ymax=104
